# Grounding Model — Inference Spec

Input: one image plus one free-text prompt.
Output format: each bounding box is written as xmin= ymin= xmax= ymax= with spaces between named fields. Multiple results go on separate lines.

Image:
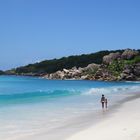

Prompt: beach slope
xmin=67 ymin=97 xmax=140 ymax=140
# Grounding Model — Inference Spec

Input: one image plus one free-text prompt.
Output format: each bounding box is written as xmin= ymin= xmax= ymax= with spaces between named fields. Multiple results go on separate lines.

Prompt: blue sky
xmin=0 ymin=0 xmax=140 ymax=70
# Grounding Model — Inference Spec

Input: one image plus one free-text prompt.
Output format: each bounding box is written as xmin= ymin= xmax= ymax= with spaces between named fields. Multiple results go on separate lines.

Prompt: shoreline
xmin=66 ymin=92 xmax=140 ymax=140
xmin=1 ymin=75 xmax=140 ymax=83
xmin=17 ymin=91 xmax=140 ymax=140
xmin=0 ymin=75 xmax=140 ymax=140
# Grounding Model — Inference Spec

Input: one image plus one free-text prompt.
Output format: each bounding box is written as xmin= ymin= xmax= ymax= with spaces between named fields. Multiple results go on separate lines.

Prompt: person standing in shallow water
xmin=100 ymin=95 xmax=105 ymax=109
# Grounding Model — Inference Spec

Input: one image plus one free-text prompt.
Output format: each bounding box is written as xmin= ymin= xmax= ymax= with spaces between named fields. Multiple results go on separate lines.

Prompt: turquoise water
xmin=0 ymin=76 xmax=140 ymax=139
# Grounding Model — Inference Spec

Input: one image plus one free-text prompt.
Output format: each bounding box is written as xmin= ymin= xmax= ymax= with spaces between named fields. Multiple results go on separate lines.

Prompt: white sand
xmin=66 ymin=98 xmax=140 ymax=140
xmin=13 ymin=95 xmax=140 ymax=140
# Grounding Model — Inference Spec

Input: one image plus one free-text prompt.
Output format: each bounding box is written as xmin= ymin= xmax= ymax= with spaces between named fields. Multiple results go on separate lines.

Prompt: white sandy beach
xmin=17 ymin=94 xmax=140 ymax=140
xmin=66 ymin=97 xmax=140 ymax=140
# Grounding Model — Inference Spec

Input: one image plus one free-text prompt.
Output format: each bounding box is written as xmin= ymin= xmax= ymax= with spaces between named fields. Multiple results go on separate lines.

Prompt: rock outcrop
xmin=134 ymin=63 xmax=140 ymax=76
xmin=103 ymin=52 xmax=121 ymax=64
xmin=42 ymin=49 xmax=140 ymax=81
xmin=121 ymin=49 xmax=139 ymax=60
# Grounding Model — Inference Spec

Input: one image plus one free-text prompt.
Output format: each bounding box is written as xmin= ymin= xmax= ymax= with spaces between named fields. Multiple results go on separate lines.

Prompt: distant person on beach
xmin=100 ymin=95 xmax=105 ymax=109
xmin=105 ymin=98 xmax=108 ymax=109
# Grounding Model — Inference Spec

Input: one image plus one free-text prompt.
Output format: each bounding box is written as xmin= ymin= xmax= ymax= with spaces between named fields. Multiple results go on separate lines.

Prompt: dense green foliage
xmin=124 ymin=55 xmax=140 ymax=65
xmin=108 ymin=55 xmax=140 ymax=76
xmin=108 ymin=60 xmax=125 ymax=76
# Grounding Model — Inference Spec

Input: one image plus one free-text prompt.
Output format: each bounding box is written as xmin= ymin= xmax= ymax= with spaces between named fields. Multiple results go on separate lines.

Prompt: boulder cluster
xmin=42 ymin=49 xmax=140 ymax=81
xmin=120 ymin=63 xmax=140 ymax=81
xmin=103 ymin=49 xmax=139 ymax=64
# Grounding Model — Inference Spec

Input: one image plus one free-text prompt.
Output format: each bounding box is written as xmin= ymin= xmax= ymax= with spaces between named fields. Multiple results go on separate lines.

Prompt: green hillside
xmin=6 ymin=49 xmax=140 ymax=75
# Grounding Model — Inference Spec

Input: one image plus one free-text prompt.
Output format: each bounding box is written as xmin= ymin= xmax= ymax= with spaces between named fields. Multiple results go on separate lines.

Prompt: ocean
xmin=0 ymin=76 xmax=140 ymax=140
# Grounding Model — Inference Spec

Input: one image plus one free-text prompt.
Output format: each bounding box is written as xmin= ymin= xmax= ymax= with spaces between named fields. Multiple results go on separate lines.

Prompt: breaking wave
xmin=83 ymin=85 xmax=140 ymax=95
